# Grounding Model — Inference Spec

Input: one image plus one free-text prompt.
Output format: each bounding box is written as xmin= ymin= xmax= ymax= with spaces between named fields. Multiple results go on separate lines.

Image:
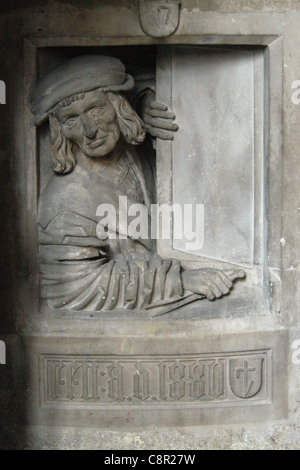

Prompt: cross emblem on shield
xmin=139 ymin=0 xmax=180 ymax=37
xmin=229 ymin=358 xmax=264 ymax=399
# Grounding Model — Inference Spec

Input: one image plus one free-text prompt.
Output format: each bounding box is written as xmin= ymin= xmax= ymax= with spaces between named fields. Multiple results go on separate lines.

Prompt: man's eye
xmin=90 ymin=107 xmax=104 ymax=115
xmin=64 ymin=118 xmax=77 ymax=128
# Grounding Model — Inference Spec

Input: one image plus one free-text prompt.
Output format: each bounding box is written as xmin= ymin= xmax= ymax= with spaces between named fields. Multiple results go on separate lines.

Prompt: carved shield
xmin=229 ymin=358 xmax=264 ymax=399
xmin=139 ymin=0 xmax=180 ymax=37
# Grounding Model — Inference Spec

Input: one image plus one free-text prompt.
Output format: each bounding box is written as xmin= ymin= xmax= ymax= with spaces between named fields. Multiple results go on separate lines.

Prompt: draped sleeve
xmin=38 ymin=168 xmax=191 ymax=314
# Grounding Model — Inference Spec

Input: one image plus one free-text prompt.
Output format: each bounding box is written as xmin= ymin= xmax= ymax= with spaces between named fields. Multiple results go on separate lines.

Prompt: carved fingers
xmin=143 ymin=101 xmax=178 ymax=140
xmin=203 ymin=272 xmax=233 ymax=300
xmin=182 ymin=268 xmax=236 ymax=301
xmin=148 ymin=101 xmax=168 ymax=111
xmin=215 ymin=271 xmax=233 ymax=292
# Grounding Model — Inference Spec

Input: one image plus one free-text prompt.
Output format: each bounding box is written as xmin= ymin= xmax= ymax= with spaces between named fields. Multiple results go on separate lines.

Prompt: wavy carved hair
xmin=49 ymin=90 xmax=146 ymax=174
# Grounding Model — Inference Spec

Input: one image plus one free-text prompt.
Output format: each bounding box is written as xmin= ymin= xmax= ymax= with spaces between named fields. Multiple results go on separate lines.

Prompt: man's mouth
xmin=87 ymin=136 xmax=108 ymax=148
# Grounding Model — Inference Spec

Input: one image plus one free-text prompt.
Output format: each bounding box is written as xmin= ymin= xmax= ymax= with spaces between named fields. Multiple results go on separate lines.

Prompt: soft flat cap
xmin=30 ymin=55 xmax=134 ymax=125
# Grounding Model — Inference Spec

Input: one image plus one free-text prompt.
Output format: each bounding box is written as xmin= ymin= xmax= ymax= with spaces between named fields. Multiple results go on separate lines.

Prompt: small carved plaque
xmin=41 ymin=350 xmax=270 ymax=406
xmin=139 ymin=0 xmax=180 ymax=37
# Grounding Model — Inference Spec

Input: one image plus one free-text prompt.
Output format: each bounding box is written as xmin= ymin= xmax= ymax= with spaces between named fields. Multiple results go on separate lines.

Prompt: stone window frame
xmin=22 ymin=35 xmax=283 ymax=318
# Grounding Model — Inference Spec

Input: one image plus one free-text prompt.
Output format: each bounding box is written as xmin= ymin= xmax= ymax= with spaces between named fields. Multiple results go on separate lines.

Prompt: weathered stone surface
xmin=19 ymin=421 xmax=300 ymax=450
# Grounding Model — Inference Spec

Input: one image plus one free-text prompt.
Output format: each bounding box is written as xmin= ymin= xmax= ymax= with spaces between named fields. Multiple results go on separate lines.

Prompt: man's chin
xmin=86 ymin=153 xmax=109 ymax=159
xmin=84 ymin=147 xmax=114 ymax=159
xmin=82 ymin=140 xmax=117 ymax=159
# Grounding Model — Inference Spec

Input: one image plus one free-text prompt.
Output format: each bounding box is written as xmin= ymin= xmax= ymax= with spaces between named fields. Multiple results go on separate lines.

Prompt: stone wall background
xmin=0 ymin=0 xmax=299 ymax=449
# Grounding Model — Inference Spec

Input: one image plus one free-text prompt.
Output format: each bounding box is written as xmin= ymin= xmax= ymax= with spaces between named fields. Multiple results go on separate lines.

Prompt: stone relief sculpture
xmin=30 ymin=55 xmax=244 ymax=316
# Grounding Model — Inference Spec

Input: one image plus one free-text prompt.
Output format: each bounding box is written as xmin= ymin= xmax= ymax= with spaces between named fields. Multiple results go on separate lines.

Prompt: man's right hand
xmin=181 ymin=268 xmax=234 ymax=300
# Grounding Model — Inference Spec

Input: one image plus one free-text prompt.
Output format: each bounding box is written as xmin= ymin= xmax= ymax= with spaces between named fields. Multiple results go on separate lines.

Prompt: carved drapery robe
xmin=38 ymin=146 xmax=190 ymax=313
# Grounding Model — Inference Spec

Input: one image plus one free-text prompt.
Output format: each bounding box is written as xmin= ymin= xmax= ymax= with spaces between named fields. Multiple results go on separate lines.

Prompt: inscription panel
xmin=41 ymin=350 xmax=270 ymax=407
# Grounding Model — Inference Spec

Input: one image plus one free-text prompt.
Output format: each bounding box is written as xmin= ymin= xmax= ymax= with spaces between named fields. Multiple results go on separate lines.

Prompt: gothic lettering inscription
xmin=41 ymin=351 xmax=270 ymax=406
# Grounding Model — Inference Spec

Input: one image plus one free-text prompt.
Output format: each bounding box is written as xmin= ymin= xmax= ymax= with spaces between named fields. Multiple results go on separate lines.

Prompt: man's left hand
xmin=143 ymin=101 xmax=178 ymax=140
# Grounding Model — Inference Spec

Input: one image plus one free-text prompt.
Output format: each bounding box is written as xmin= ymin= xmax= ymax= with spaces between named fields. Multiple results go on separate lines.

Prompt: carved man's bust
xmin=30 ymin=55 xmax=243 ymax=316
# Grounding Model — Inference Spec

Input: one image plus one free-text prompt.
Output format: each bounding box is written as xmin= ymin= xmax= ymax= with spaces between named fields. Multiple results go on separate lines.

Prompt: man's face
xmin=55 ymin=89 xmax=121 ymax=158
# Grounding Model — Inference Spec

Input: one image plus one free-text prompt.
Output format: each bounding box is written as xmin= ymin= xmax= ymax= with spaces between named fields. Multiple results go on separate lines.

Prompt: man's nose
xmin=80 ymin=115 xmax=98 ymax=139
